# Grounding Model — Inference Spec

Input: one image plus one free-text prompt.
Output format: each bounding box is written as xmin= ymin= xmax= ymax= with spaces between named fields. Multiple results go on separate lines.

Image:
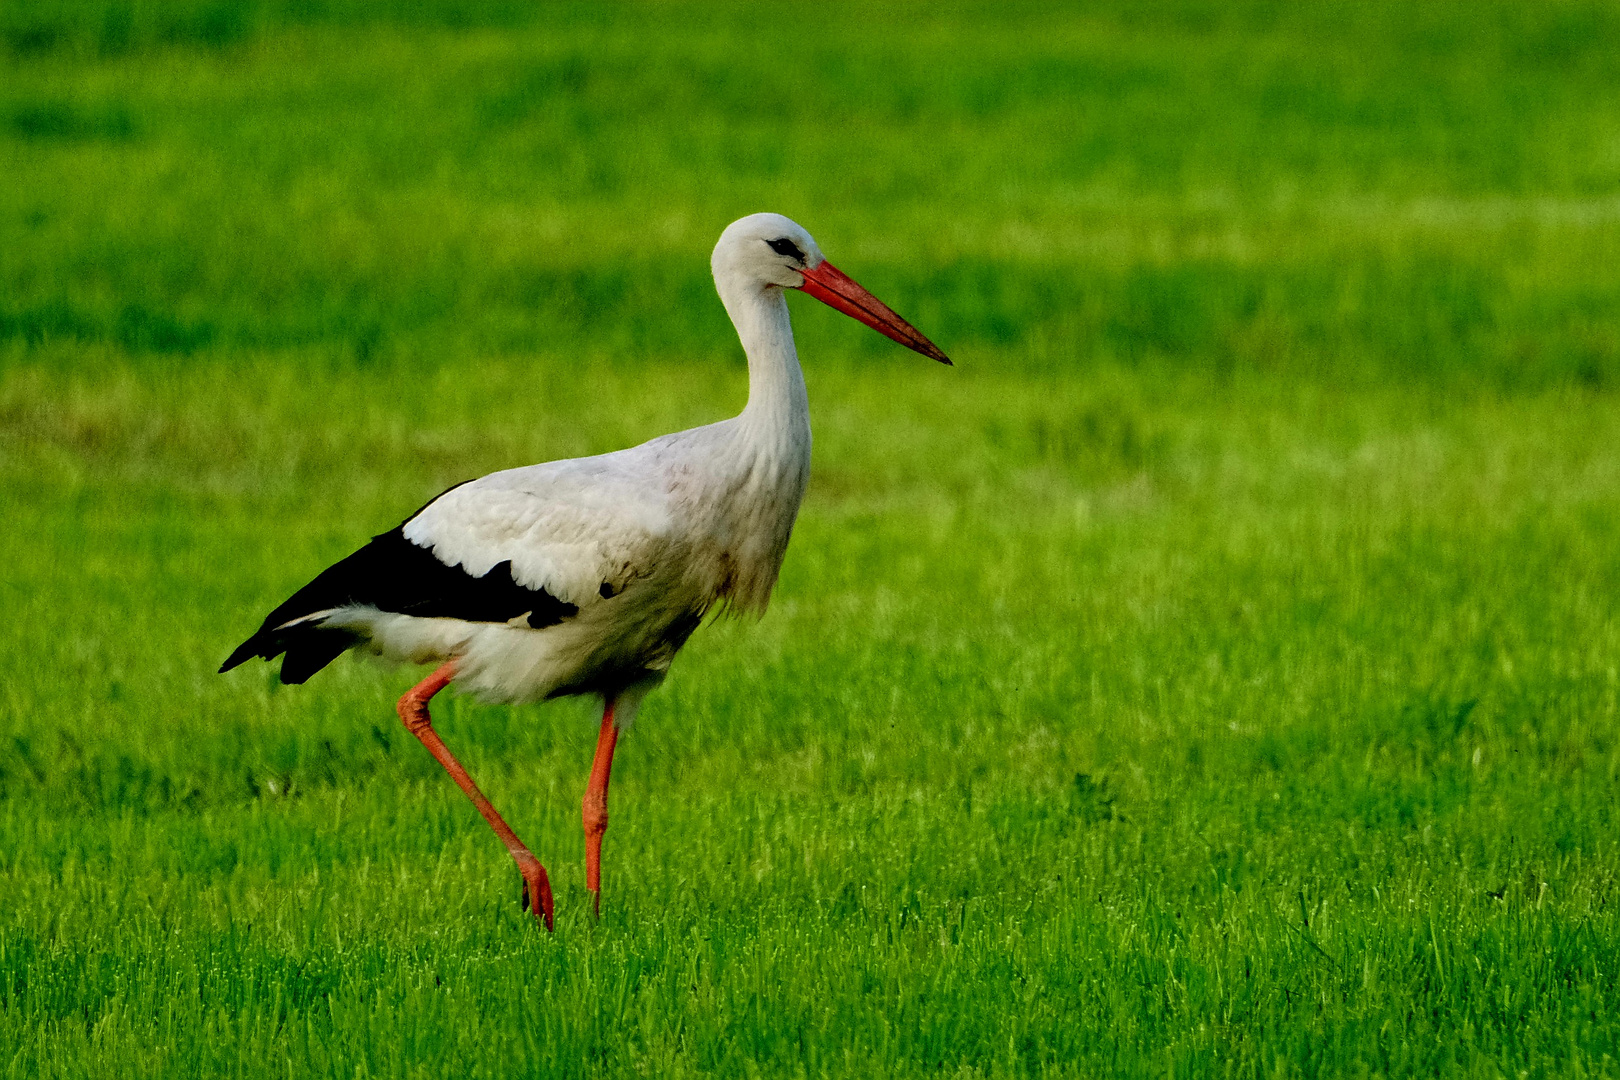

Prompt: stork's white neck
xmin=696 ymin=230 xmax=816 ymax=615
xmin=719 ymin=279 xmax=811 ymax=456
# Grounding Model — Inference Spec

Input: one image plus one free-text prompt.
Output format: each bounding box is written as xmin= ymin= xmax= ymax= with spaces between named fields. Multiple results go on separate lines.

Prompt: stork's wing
xmin=220 ymin=456 xmax=676 ymax=682
xmin=400 ymin=459 xmax=675 ymax=608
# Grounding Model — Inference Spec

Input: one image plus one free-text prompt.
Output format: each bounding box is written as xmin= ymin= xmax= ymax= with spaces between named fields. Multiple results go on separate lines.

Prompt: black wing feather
xmin=220 ymin=525 xmax=579 ymax=683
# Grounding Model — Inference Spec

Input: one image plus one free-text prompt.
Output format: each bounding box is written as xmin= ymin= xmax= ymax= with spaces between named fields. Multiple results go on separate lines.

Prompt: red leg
xmin=396 ymin=661 xmax=554 ymax=931
xmin=582 ymin=696 xmax=621 ymax=920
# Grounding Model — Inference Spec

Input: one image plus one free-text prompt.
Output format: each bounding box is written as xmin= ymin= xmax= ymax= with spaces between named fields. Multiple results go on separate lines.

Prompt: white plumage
xmin=222 ymin=212 xmax=950 ymax=929
xmin=384 ymin=403 xmax=808 ymax=706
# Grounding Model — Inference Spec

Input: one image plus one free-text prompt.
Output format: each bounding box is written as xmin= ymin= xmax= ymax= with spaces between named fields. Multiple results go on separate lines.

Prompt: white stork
xmin=221 ymin=213 xmax=951 ymax=930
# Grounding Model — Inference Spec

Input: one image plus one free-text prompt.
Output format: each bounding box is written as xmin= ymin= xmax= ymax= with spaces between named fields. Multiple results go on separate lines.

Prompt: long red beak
xmin=794 ymin=260 xmax=952 ymax=365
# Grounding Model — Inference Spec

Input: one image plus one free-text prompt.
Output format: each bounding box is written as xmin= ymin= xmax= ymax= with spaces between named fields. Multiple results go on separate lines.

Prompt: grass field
xmin=3 ymin=1 xmax=1620 ymax=1075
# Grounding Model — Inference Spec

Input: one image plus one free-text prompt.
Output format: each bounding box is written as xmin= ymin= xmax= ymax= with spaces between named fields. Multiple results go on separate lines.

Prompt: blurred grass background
xmin=2 ymin=1 xmax=1619 ymax=1076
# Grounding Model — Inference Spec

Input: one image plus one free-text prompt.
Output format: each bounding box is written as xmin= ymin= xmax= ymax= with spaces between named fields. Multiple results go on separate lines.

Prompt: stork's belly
xmin=331 ymin=600 xmax=702 ymax=705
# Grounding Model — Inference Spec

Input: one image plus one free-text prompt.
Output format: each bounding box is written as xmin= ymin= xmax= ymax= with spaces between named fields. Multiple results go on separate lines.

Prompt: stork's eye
xmin=766 ymin=237 xmax=806 ymax=261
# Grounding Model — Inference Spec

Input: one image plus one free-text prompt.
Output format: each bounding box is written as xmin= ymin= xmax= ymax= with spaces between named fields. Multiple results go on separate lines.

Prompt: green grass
xmin=3 ymin=1 xmax=1620 ymax=1075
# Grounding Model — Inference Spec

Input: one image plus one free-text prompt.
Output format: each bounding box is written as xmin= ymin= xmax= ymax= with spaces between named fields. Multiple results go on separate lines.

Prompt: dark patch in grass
xmin=8 ymin=101 xmax=136 ymax=141
xmin=1106 ymin=265 xmax=1260 ymax=358
xmin=0 ymin=2 xmax=251 ymax=58
xmin=479 ymin=55 xmax=593 ymax=127
xmin=1 ymin=0 xmax=556 ymax=58
xmin=0 ymin=301 xmax=99 ymax=348
xmin=1070 ymin=773 xmax=1117 ymax=824
xmin=113 ymin=304 xmax=215 ymax=354
xmin=0 ymin=301 xmax=213 ymax=354
xmin=1508 ymin=6 xmax=1620 ymax=68
xmin=1406 ymin=695 xmax=1479 ymax=743
xmin=1 ymin=24 xmax=60 ymax=54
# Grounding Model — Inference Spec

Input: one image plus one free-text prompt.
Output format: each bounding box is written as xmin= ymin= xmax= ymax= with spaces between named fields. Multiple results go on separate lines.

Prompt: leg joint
xmin=397 ymin=697 xmax=434 ymax=737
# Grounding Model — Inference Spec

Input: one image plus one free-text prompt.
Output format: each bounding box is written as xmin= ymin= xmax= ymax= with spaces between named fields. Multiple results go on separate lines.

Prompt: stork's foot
xmin=517 ymin=854 xmax=555 ymax=930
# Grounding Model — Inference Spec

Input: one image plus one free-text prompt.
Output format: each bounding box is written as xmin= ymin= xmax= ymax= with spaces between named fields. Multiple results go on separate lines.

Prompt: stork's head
xmin=712 ymin=212 xmax=952 ymax=365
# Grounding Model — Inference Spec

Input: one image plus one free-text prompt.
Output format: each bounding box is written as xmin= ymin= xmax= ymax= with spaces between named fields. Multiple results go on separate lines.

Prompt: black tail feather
xmin=278 ymin=628 xmax=362 ymax=683
xmin=218 ymin=639 xmax=261 ymax=674
xmin=219 ymin=622 xmax=360 ymax=683
xmin=219 ymin=502 xmax=579 ymax=686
